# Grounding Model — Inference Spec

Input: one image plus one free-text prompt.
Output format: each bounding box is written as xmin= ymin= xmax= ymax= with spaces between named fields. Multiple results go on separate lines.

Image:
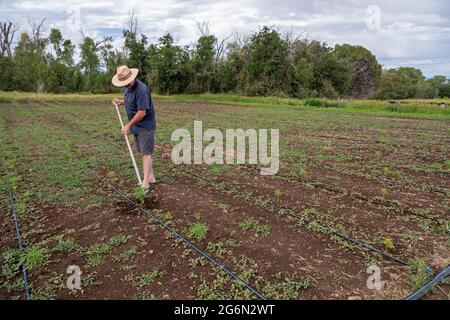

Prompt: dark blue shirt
xmin=124 ymin=79 xmax=156 ymax=134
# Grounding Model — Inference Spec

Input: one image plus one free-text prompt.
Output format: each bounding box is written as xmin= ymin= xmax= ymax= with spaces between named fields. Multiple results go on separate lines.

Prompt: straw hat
xmin=112 ymin=65 xmax=139 ymax=87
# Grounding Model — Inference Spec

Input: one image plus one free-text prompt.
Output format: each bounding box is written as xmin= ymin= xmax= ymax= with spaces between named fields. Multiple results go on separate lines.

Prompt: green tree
xmin=123 ymin=30 xmax=149 ymax=81
xmin=148 ymin=33 xmax=191 ymax=94
xmin=47 ymin=28 xmax=77 ymax=92
xmin=79 ymin=35 xmax=111 ymax=91
xmin=334 ymin=44 xmax=382 ymax=98
xmin=427 ymin=75 xmax=448 ymax=97
xmin=245 ymin=26 xmax=288 ymax=96
xmin=377 ymin=67 xmax=425 ymax=99
xmin=314 ymin=51 xmax=351 ymax=97
xmin=0 ymin=56 xmax=14 ymax=90
xmin=190 ymin=34 xmax=217 ymax=93
xmin=439 ymin=80 xmax=450 ymax=98
xmin=13 ymin=32 xmax=48 ymax=92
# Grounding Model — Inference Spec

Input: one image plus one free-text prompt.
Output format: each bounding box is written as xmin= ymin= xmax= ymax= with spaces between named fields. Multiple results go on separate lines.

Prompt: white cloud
xmin=0 ymin=0 xmax=449 ymax=77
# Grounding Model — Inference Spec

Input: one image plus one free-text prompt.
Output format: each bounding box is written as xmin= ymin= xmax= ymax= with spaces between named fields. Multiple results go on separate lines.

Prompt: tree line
xmin=1 ymin=18 xmax=449 ymax=99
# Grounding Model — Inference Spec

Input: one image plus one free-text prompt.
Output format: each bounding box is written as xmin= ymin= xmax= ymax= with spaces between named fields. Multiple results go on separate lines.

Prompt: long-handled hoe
xmin=113 ymin=103 xmax=146 ymax=202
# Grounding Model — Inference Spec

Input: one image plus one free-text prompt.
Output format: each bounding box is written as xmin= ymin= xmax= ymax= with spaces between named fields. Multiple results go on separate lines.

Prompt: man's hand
xmin=121 ymin=124 xmax=130 ymax=135
xmin=112 ymin=98 xmax=123 ymax=106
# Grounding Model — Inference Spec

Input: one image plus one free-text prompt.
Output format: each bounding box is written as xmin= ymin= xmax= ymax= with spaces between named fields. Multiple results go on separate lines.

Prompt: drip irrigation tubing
xmin=86 ymin=167 xmax=267 ymax=300
xmin=157 ymin=142 xmax=446 ymax=223
xmin=49 ymin=115 xmax=433 ymax=270
xmin=1 ymin=157 xmax=31 ymax=300
xmin=180 ymin=168 xmax=415 ymax=267
xmin=68 ymin=126 xmax=414 ymax=268
xmin=405 ymin=265 xmax=450 ymax=300
xmin=50 ymin=112 xmax=445 ymax=224
xmin=271 ymin=171 xmax=444 ymax=223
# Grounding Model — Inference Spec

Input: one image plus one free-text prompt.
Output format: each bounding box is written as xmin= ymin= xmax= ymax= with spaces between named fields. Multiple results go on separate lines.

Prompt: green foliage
xmin=304 ymin=98 xmax=346 ymax=108
xmin=216 ymin=202 xmax=231 ymax=213
xmin=138 ymin=268 xmax=165 ymax=287
xmin=375 ymin=67 xmax=448 ymax=100
xmin=408 ymin=260 xmax=432 ymax=289
xmin=239 ymin=217 xmax=271 ymax=235
xmin=190 ymin=34 xmax=217 ymax=93
xmin=85 ymin=243 xmax=112 ymax=267
xmin=245 ymin=26 xmax=288 ymax=96
xmin=187 ymin=221 xmax=209 ymax=241
xmin=334 ymin=44 xmax=382 ymax=98
xmin=1 ymin=248 xmax=21 ymax=278
xmin=22 ymin=245 xmax=48 ymax=270
xmin=382 ymin=237 xmax=395 ymax=250
xmin=123 ymin=29 xmax=149 ymax=81
xmin=148 ymin=33 xmax=192 ymax=94
xmin=379 ymin=187 xmax=389 ymax=197
xmin=1 ymin=22 xmax=448 ymax=100
xmin=109 ymin=235 xmax=132 ymax=246
xmin=54 ymin=238 xmax=80 ymax=252
xmin=113 ymin=246 xmax=137 ymax=263
xmin=133 ymin=186 xmax=146 ymax=204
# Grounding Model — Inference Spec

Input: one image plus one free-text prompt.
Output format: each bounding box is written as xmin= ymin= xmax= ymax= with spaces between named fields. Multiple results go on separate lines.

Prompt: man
xmin=111 ymin=65 xmax=156 ymax=192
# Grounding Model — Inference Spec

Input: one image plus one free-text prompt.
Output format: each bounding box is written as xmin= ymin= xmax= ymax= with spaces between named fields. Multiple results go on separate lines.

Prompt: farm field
xmin=0 ymin=93 xmax=449 ymax=300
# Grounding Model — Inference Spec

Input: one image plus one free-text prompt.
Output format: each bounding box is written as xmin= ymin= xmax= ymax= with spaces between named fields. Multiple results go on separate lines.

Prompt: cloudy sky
xmin=1 ymin=0 xmax=450 ymax=77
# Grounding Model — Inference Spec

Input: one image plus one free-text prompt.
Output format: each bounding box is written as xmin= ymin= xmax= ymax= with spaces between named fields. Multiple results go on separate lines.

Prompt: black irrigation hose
xmin=86 ymin=167 xmax=267 ymax=300
xmin=267 ymin=170 xmax=445 ymax=223
xmin=49 ymin=116 xmax=433 ymax=273
xmin=1 ymin=158 xmax=31 ymax=300
xmin=180 ymin=168 xmax=413 ymax=267
xmin=157 ymin=142 xmax=445 ymax=223
xmin=405 ymin=265 xmax=450 ymax=300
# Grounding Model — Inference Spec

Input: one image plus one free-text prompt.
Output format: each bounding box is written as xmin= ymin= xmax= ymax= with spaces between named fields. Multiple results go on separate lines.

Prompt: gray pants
xmin=133 ymin=129 xmax=155 ymax=156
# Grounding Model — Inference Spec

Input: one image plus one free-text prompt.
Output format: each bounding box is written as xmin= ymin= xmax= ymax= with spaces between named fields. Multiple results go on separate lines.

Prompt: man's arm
xmin=121 ymin=110 xmax=146 ymax=135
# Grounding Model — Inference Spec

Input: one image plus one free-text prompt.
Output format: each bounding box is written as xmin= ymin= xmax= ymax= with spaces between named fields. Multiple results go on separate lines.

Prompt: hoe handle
xmin=114 ymin=103 xmax=143 ymax=186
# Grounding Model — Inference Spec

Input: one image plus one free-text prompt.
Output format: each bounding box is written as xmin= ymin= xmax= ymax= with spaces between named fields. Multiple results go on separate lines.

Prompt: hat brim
xmin=112 ymin=68 xmax=139 ymax=87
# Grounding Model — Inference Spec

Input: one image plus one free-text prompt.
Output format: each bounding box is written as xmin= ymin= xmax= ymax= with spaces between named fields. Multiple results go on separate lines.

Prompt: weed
xmin=408 ymin=260 xmax=432 ymax=289
xmin=133 ymin=186 xmax=146 ymax=204
xmin=239 ymin=217 xmax=271 ymax=235
xmin=382 ymin=237 xmax=395 ymax=250
xmin=85 ymin=243 xmax=112 ymax=267
xmin=187 ymin=222 xmax=209 ymax=242
xmin=216 ymin=202 xmax=231 ymax=213
xmin=109 ymin=235 xmax=132 ymax=246
xmin=274 ymin=189 xmax=282 ymax=203
xmin=297 ymin=167 xmax=307 ymax=177
xmin=54 ymin=238 xmax=80 ymax=253
xmin=1 ymin=249 xmax=21 ymax=278
xmin=138 ymin=268 xmax=165 ymax=287
xmin=379 ymin=187 xmax=389 ymax=197
xmin=113 ymin=246 xmax=137 ymax=263
xmin=22 ymin=245 xmax=48 ymax=270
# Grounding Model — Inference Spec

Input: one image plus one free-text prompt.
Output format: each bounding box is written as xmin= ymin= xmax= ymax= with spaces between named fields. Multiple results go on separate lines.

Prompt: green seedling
xmin=138 ymin=268 xmax=165 ymax=287
xmin=216 ymin=203 xmax=231 ymax=213
xmin=382 ymin=237 xmax=395 ymax=250
xmin=134 ymin=186 xmax=146 ymax=204
xmin=408 ymin=260 xmax=432 ymax=289
xmin=379 ymin=187 xmax=389 ymax=197
xmin=187 ymin=222 xmax=209 ymax=241
xmin=297 ymin=167 xmax=307 ymax=177
xmin=274 ymin=189 xmax=282 ymax=203
xmin=239 ymin=217 xmax=271 ymax=235
xmin=22 ymin=245 xmax=48 ymax=270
